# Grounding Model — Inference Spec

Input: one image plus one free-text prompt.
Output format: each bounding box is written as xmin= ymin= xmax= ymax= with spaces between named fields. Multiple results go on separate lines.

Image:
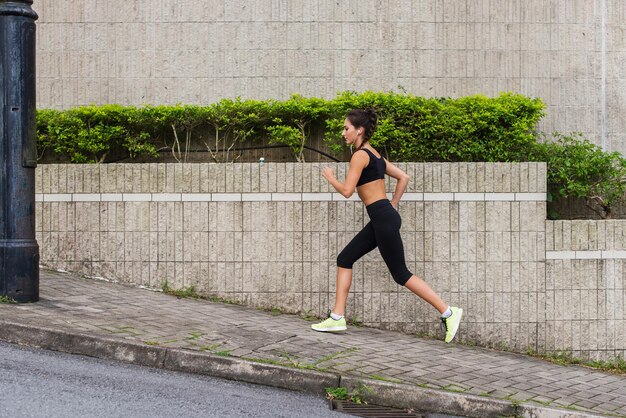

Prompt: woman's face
xmin=342 ymin=118 xmax=361 ymax=146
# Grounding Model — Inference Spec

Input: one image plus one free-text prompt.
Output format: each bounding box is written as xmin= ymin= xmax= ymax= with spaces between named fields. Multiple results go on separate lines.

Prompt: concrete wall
xmin=546 ymin=221 xmax=626 ymax=360
xmin=36 ymin=163 xmax=626 ymax=360
xmin=32 ymin=163 xmax=550 ymax=352
xmin=34 ymin=0 xmax=626 ymax=154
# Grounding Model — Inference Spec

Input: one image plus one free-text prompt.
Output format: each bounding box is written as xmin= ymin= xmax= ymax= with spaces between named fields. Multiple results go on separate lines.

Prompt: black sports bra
xmin=356 ymin=148 xmax=386 ymax=187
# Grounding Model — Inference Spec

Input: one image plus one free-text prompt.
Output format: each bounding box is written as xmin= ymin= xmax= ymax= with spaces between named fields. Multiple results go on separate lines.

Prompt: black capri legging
xmin=337 ymin=199 xmax=413 ymax=286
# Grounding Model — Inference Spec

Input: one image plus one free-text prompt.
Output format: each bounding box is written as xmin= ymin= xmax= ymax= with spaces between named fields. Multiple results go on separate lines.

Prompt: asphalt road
xmin=0 ymin=341 xmax=345 ymax=418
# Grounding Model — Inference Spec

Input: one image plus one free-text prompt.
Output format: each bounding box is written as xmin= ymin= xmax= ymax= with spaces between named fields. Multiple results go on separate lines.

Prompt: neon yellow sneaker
xmin=311 ymin=316 xmax=347 ymax=332
xmin=442 ymin=307 xmax=463 ymax=343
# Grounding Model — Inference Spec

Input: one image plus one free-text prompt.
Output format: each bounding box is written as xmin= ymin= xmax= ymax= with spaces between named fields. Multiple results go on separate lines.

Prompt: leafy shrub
xmin=140 ymin=104 xmax=208 ymax=162
xmin=37 ymin=105 xmax=157 ymax=163
xmin=529 ymin=133 xmax=626 ymax=219
xmin=205 ymin=98 xmax=272 ymax=162
xmin=267 ymin=95 xmax=329 ymax=162
xmin=323 ymin=91 xmax=545 ymax=162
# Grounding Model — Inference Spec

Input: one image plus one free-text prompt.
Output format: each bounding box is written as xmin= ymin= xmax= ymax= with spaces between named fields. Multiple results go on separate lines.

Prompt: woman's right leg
xmin=332 ymin=267 xmax=353 ymax=316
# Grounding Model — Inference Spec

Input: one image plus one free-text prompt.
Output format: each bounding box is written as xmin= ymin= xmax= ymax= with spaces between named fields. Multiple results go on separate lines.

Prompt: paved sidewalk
xmin=1 ymin=270 xmax=624 ymax=418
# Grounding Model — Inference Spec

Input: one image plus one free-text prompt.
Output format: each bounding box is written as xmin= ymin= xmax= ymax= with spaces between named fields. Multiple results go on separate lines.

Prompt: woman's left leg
xmin=403 ymin=275 xmax=447 ymax=314
xmin=331 ymin=267 xmax=353 ymax=317
xmin=372 ymin=208 xmax=447 ymax=313
xmin=311 ymin=222 xmax=377 ymax=332
xmin=373 ymin=206 xmax=463 ymax=342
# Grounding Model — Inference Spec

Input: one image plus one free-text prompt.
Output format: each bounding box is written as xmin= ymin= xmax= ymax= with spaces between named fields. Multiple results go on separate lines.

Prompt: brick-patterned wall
xmin=36 ymin=162 xmax=555 ymax=355
xmin=545 ymin=221 xmax=626 ymax=360
xmin=34 ymin=0 xmax=626 ymax=154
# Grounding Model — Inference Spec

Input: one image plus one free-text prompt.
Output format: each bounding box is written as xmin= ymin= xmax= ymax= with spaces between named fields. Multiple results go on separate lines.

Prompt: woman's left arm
xmin=385 ymin=160 xmax=410 ymax=208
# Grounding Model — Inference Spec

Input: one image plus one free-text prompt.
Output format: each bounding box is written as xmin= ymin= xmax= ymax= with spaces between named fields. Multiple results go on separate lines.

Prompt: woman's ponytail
xmin=346 ymin=108 xmax=379 ymax=147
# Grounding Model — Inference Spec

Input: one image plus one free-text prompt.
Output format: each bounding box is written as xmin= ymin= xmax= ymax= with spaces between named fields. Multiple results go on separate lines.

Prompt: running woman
xmin=311 ymin=109 xmax=463 ymax=343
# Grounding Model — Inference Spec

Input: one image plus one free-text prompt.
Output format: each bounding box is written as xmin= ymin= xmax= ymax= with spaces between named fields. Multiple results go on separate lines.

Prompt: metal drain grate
xmin=330 ymin=400 xmax=424 ymax=417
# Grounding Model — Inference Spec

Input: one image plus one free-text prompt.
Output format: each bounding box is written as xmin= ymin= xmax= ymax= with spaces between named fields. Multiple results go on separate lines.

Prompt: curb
xmin=339 ymin=376 xmax=605 ymax=418
xmin=0 ymin=320 xmax=606 ymax=418
xmin=0 ymin=320 xmax=338 ymax=395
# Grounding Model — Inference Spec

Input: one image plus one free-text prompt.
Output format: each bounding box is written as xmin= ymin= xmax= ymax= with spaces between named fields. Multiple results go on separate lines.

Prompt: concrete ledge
xmin=340 ymin=376 xmax=516 ymax=418
xmin=0 ymin=320 xmax=166 ymax=368
xmin=164 ymin=349 xmax=338 ymax=395
xmin=517 ymin=405 xmax=605 ymax=418
xmin=36 ymin=191 xmax=547 ymax=203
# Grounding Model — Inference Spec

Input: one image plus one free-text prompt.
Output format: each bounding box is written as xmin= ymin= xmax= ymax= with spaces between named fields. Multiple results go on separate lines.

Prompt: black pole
xmin=0 ymin=0 xmax=39 ymax=302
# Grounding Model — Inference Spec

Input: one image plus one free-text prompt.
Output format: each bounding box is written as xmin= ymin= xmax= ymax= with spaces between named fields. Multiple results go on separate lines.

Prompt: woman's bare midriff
xmin=357 ymin=179 xmax=387 ymax=206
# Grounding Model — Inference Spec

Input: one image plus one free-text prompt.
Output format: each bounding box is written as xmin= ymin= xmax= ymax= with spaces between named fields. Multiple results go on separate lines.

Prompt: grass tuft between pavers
xmin=524 ymin=348 xmax=626 ymax=375
xmin=0 ymin=296 xmax=17 ymax=304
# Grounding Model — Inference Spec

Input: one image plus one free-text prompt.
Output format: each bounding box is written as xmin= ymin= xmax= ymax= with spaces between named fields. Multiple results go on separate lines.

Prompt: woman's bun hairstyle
xmin=346 ymin=108 xmax=378 ymax=145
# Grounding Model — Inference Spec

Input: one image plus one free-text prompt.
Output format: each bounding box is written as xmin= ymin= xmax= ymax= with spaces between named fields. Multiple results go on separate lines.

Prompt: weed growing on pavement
xmin=208 ymin=294 xmax=241 ymax=305
xmin=442 ymin=384 xmax=469 ymax=393
xmin=528 ymin=397 xmax=554 ymax=407
xmin=239 ymin=347 xmax=359 ymax=372
xmin=160 ymin=280 xmax=242 ymax=305
xmin=586 ymin=355 xmax=626 ymax=374
xmin=368 ymin=374 xmax=402 ymax=384
xmin=353 ymin=383 xmax=373 ymax=404
xmin=256 ymin=306 xmax=284 ymax=316
xmin=186 ymin=332 xmax=204 ymax=340
xmin=326 ymin=382 xmax=373 ymax=404
xmin=274 ymin=350 xmax=302 ymax=367
xmin=214 ymin=350 xmax=232 ymax=357
xmin=411 ymin=330 xmax=439 ymax=341
xmin=240 ymin=355 xmax=319 ymax=371
xmin=325 ymin=386 xmax=348 ymax=400
xmin=207 ymin=343 xmax=225 ymax=351
xmin=299 ymin=309 xmax=317 ymax=321
xmin=313 ymin=347 xmax=358 ymax=367
xmin=0 ymin=295 xmax=17 ymax=304
xmin=193 ymin=342 xmax=226 ymax=352
xmin=524 ymin=348 xmax=626 ymax=375
xmin=269 ymin=307 xmax=281 ymax=316
xmin=502 ymin=393 xmax=528 ymax=407
xmin=565 ymin=402 xmax=587 ymax=412
xmin=416 ymin=382 xmax=439 ymax=390
xmin=277 ymin=350 xmax=317 ymax=369
xmin=271 ymin=349 xmax=340 ymax=371
xmin=346 ymin=316 xmax=363 ymax=327
xmin=161 ymin=281 xmax=201 ymax=298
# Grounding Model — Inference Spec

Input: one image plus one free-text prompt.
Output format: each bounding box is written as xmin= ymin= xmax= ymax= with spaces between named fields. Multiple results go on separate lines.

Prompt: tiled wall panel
xmin=36 ymin=162 xmax=557 ymax=356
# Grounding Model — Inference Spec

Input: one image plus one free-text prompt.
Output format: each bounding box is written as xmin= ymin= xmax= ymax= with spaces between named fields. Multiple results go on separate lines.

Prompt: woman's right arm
xmin=322 ymin=151 xmax=368 ymax=198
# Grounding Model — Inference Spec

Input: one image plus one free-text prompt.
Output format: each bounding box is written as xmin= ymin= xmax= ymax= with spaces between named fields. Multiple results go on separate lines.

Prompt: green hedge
xmin=36 ymin=91 xmax=626 ymax=217
xmin=36 ymin=92 xmax=545 ymax=164
xmin=37 ymin=106 xmax=158 ymax=163
xmin=323 ymin=91 xmax=545 ymax=162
